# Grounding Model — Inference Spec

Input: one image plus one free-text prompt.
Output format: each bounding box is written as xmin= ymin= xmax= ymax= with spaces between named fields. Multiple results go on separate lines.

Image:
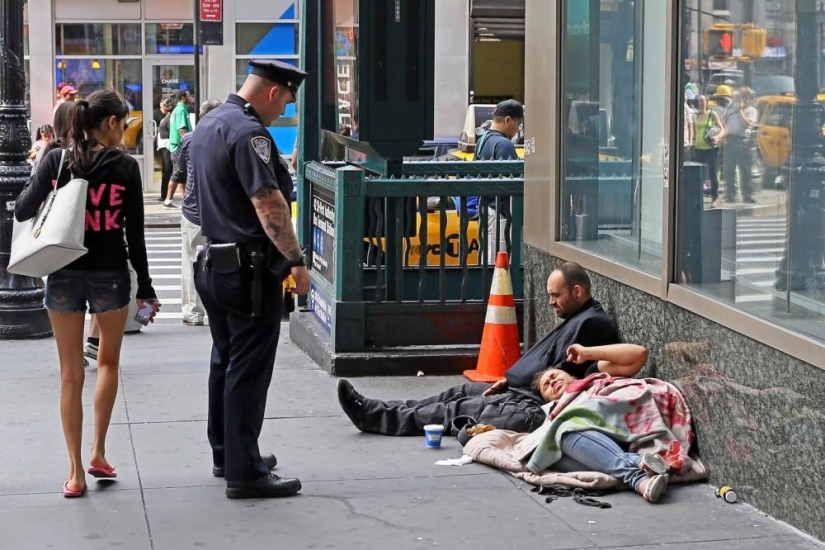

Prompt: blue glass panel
xmin=249 ymin=24 xmax=298 ymax=55
xmin=268 ymin=126 xmax=298 ymax=154
xmin=280 ymin=4 xmax=296 ymax=20
xmin=284 ymin=102 xmax=296 ymax=117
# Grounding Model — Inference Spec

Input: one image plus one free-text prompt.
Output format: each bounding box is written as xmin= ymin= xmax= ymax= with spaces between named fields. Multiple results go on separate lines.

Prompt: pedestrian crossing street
xmin=145 ymin=228 xmax=187 ymax=325
xmin=729 ymin=216 xmax=787 ymax=304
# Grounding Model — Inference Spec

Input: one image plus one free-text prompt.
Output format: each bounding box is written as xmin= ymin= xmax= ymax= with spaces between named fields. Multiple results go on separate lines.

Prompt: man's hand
xmin=566 ymin=344 xmax=590 ymax=365
xmin=291 ymin=266 xmax=310 ymax=295
xmin=482 ymin=379 xmax=508 ymax=396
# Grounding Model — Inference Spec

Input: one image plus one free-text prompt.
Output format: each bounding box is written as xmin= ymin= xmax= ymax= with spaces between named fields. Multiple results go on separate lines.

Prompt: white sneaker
xmin=84 ymin=342 xmax=99 ymax=361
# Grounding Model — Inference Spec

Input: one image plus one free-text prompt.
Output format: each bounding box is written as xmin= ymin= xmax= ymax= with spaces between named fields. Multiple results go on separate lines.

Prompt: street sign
xmin=200 ymin=0 xmax=222 ymax=22
xmin=198 ymin=0 xmax=224 ymax=45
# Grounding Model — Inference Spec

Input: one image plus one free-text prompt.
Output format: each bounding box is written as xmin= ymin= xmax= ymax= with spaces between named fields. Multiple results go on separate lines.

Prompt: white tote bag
xmin=8 ymin=150 xmax=89 ymax=278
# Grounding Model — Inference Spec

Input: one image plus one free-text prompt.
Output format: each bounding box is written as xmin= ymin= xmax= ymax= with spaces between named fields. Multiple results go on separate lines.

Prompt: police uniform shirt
xmin=191 ymin=93 xmax=288 ymax=244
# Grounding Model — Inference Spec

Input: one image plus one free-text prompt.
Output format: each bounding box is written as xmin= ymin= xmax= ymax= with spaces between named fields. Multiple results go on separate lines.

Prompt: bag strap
xmin=32 ymin=149 xmax=67 ymax=238
xmin=52 ymin=149 xmax=67 ymax=194
xmin=473 ymin=131 xmax=492 ymax=161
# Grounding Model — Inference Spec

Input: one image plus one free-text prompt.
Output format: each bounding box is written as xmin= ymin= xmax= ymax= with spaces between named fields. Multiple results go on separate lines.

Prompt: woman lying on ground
xmin=525 ymin=343 xmax=695 ymax=504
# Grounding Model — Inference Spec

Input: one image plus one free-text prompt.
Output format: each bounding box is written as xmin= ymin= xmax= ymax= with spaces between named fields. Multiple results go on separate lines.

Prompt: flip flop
xmin=63 ymin=480 xmax=86 ymax=498
xmin=87 ymin=465 xmax=117 ymax=478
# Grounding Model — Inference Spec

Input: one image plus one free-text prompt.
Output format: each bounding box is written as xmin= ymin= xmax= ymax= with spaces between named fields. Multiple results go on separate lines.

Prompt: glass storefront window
xmin=55 ymin=24 xmax=142 ymax=56
xmin=559 ymin=0 xmax=666 ymax=275
xmin=236 ymin=23 xmax=300 ymax=56
xmin=55 ymin=59 xmax=142 ymax=110
xmin=235 ymin=58 xmax=299 ymax=154
xmin=677 ymin=1 xmax=825 ymax=343
xmin=145 ymin=23 xmax=196 ymax=55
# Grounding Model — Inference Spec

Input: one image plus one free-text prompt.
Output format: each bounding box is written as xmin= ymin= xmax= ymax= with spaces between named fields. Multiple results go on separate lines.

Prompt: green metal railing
xmin=302 ymin=160 xmax=524 ymax=351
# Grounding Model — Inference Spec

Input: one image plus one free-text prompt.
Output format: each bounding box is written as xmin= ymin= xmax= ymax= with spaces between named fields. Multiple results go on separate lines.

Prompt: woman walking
xmin=15 ymin=90 xmax=160 ymax=498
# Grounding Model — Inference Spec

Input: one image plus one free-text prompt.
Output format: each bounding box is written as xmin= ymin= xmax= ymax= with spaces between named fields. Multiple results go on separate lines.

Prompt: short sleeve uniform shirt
xmin=191 ymin=94 xmax=290 ymax=244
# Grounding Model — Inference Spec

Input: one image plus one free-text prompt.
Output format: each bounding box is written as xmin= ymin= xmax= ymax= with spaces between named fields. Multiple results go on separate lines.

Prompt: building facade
xmin=22 ymin=0 xmax=481 ymax=192
xmin=524 ymin=0 xmax=824 ymax=540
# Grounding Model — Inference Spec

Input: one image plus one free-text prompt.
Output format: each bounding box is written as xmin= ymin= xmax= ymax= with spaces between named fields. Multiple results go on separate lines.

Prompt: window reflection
xmin=678 ymin=0 xmax=825 ymax=343
xmin=54 ymin=59 xmax=143 ymax=154
xmin=55 ymin=24 xmax=141 ymax=56
xmin=145 ymin=23 xmax=196 ymax=55
xmin=559 ymin=0 xmax=666 ymax=275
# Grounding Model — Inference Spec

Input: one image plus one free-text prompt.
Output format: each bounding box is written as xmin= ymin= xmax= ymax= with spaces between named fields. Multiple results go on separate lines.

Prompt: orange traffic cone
xmin=463 ymin=251 xmax=521 ymax=383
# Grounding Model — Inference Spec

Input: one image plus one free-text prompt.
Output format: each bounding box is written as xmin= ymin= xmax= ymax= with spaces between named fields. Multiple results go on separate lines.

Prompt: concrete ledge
xmin=289 ymin=310 xmax=482 ymax=377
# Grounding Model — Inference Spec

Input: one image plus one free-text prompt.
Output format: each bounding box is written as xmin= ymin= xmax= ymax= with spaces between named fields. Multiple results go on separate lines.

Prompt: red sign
xmin=200 ymin=0 xmax=222 ymax=22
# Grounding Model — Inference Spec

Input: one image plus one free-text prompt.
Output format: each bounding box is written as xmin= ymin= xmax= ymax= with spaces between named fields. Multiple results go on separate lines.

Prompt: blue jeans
xmin=553 ymin=430 xmax=647 ymax=491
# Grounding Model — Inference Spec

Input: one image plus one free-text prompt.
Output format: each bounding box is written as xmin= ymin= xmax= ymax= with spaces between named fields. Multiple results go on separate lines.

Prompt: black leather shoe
xmin=225 ymin=473 xmax=301 ymax=499
xmin=337 ymin=379 xmax=369 ymax=431
xmin=213 ymin=453 xmax=277 ymax=478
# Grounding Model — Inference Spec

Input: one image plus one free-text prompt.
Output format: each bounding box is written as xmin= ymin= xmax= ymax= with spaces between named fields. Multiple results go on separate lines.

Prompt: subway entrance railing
xmin=291 ymin=159 xmax=524 ymax=373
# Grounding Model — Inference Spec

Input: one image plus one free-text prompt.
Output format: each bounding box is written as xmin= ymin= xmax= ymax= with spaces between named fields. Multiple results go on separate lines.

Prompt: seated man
xmin=337 ymin=262 xmax=627 ymax=436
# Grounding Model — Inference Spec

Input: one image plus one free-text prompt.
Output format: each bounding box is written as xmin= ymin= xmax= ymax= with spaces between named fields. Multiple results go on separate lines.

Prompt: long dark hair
xmin=68 ymin=90 xmax=129 ymax=171
xmin=34 ymin=124 xmax=53 ymax=142
xmin=41 ymin=101 xmax=76 ymax=158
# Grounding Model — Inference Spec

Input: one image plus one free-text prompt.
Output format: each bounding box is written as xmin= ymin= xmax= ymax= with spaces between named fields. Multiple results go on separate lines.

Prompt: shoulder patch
xmin=251 ymin=136 xmax=272 ymax=164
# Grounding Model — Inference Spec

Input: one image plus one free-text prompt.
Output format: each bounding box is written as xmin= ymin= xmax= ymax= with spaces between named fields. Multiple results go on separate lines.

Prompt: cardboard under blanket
xmin=463 ymin=429 xmax=709 ymax=489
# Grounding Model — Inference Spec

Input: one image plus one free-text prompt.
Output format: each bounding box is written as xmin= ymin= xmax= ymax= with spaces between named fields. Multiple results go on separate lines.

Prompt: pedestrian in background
xmin=14 ymin=90 xmax=160 ymax=498
xmin=466 ymin=99 xmax=523 ymax=260
xmin=28 ymin=124 xmax=54 ymax=165
xmin=165 ymin=89 xmax=193 ymax=207
xmin=156 ymin=97 xmax=175 ymax=202
xmin=191 ymin=59 xmax=309 ymax=499
xmin=171 ymin=98 xmax=223 ymax=326
xmin=722 ymin=87 xmax=757 ymax=203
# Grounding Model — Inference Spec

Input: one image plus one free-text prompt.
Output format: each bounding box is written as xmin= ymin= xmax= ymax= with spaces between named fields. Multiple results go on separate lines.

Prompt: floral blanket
xmin=462 ymin=375 xmax=706 ymax=487
xmin=512 ymin=373 xmax=697 ymax=474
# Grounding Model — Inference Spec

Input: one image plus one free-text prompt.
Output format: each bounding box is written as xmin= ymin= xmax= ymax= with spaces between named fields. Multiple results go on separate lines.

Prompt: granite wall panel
xmin=525 ymin=244 xmax=825 ymax=541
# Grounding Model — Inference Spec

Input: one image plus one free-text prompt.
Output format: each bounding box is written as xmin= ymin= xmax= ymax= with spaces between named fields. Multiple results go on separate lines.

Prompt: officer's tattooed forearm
xmin=251 ymin=186 xmax=303 ymax=262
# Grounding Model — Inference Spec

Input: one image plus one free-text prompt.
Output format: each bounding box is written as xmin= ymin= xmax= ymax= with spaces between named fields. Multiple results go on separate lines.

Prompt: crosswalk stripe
xmin=736 ymin=239 xmax=786 ymax=245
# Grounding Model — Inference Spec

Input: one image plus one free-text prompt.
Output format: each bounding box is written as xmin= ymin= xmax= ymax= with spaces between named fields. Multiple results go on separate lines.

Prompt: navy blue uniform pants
xmin=194 ymin=257 xmax=283 ymax=482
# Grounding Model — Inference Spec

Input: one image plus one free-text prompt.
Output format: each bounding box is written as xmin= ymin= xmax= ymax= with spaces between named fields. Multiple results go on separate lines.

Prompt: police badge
xmin=251 ymin=136 xmax=272 ymax=163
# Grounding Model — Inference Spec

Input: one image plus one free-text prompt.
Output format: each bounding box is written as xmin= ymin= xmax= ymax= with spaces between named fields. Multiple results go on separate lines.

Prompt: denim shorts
xmin=45 ymin=269 xmax=131 ymax=314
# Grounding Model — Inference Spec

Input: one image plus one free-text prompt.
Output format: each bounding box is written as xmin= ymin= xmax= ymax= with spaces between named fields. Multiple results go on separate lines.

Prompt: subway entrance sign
xmin=319 ymin=0 xmax=435 ymax=159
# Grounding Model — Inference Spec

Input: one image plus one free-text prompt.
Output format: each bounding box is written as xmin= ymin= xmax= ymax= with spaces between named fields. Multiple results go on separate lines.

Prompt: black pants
xmin=159 ymin=148 xmax=173 ymax=200
xmin=359 ymin=382 xmax=546 ymax=436
xmin=194 ymin=255 xmax=283 ymax=482
xmin=694 ymin=147 xmax=720 ymax=200
xmin=722 ymin=137 xmax=753 ymax=201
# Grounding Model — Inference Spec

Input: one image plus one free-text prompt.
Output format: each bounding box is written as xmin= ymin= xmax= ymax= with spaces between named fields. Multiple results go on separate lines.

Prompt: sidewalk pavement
xmin=1 ymin=325 xmax=822 ymax=550
xmin=144 ymin=195 xmax=182 ymax=228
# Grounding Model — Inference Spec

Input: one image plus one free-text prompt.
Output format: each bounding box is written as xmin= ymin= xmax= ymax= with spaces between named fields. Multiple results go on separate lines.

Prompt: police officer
xmin=191 ymin=59 xmax=310 ymax=499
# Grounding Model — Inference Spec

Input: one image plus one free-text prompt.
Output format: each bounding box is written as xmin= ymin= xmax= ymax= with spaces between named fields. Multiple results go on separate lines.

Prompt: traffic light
xmin=743 ymin=28 xmax=767 ymax=58
xmin=704 ymin=28 xmax=734 ymax=56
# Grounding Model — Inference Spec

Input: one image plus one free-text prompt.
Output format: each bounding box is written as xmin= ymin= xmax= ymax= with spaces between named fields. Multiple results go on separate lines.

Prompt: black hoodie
xmin=15 ymin=147 xmax=155 ymax=300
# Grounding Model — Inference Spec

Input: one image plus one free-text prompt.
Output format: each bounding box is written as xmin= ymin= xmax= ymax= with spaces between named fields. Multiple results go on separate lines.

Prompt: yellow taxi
xmin=755 ymin=94 xmax=825 ymax=183
xmin=366 ymin=206 xmax=482 ymax=267
xmin=123 ymin=111 xmax=143 ymax=152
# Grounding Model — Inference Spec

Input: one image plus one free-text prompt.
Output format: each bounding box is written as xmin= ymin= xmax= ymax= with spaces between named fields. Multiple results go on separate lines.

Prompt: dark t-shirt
xmin=191 ymin=94 xmax=292 ymax=245
xmin=173 ymin=133 xmax=199 ymax=226
xmin=463 ymin=129 xmax=518 ymax=216
xmin=14 ymin=148 xmax=155 ymax=299
xmin=158 ymin=114 xmax=171 ymax=141
xmin=504 ymin=298 xmax=620 ymax=388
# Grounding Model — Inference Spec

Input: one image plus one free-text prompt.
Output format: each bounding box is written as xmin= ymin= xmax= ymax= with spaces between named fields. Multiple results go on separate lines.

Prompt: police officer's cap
xmin=248 ymin=59 xmax=308 ymax=95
